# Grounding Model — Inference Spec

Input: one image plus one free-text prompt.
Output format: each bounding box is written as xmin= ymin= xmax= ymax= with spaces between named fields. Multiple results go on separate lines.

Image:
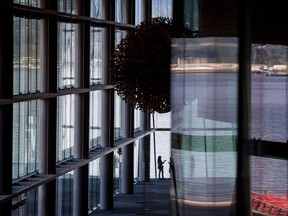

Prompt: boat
xmin=252 ymin=192 xmax=288 ymax=216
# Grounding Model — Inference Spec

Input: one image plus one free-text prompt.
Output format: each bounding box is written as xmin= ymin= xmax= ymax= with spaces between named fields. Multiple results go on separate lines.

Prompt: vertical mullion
xmin=236 ymin=0 xmax=252 ymax=215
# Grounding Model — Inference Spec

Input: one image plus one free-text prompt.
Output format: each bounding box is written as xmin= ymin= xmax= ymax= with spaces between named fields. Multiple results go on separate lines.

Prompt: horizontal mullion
xmin=0 ymin=85 xmax=114 ymax=105
xmin=13 ymin=4 xmax=136 ymax=30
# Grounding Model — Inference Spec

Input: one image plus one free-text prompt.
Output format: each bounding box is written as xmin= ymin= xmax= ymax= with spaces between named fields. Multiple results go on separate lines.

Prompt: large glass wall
xmin=171 ymin=37 xmax=238 ymax=215
xmin=250 ymin=44 xmax=288 ymax=215
xmin=2 ymin=1 xmax=151 ymax=215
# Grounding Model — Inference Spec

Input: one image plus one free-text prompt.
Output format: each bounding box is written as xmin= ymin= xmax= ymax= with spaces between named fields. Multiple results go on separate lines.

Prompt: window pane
xmin=57 ymin=95 xmax=75 ymax=161
xmin=135 ymin=0 xmax=143 ymax=25
xmin=113 ymin=150 xmax=121 ymax=194
xmin=13 ymin=101 xmax=39 ymax=179
xmin=90 ymin=27 xmax=103 ymax=85
xmin=171 ymin=37 xmax=238 ymax=215
xmin=88 ymin=159 xmax=100 ymax=212
xmin=12 ymin=189 xmax=38 ymax=216
xmin=14 ymin=0 xmax=40 ymax=7
xmin=58 ymin=23 xmax=76 ymax=89
xmin=115 ymin=0 xmax=128 ymax=23
xmin=114 ymin=93 xmax=122 ymax=139
xmin=152 ymin=0 xmax=172 ymax=18
xmin=251 ymin=44 xmax=288 ymax=142
xmin=250 ymin=44 xmax=288 ymax=215
xmin=57 ymin=172 xmax=74 ymax=216
xmin=134 ymin=109 xmax=141 ymax=132
xmin=58 ymin=0 xmax=76 ymax=14
xmin=13 ymin=17 xmax=40 ymax=95
xmin=91 ymin=0 xmax=102 ymax=19
xmin=90 ymin=91 xmax=102 ymax=148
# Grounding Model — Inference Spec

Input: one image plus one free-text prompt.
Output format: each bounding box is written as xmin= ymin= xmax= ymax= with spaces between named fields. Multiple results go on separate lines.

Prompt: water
xmin=154 ymin=73 xmax=288 ymax=196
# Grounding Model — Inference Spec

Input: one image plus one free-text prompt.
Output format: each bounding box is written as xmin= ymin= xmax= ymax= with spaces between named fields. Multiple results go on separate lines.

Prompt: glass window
xmin=58 ymin=0 xmax=76 ymax=14
xmin=12 ymin=189 xmax=38 ymax=216
xmin=90 ymin=91 xmax=102 ymax=148
xmin=171 ymin=37 xmax=238 ymax=215
xmin=13 ymin=101 xmax=40 ymax=180
xmin=13 ymin=17 xmax=40 ymax=95
xmin=56 ymin=171 xmax=74 ymax=216
xmin=14 ymin=0 xmax=40 ymax=7
xmin=152 ymin=0 xmax=172 ymax=18
xmin=134 ymin=109 xmax=141 ymax=132
xmin=58 ymin=22 xmax=76 ymax=89
xmin=114 ymin=93 xmax=122 ymax=139
xmin=90 ymin=27 xmax=103 ymax=85
xmin=134 ymin=141 xmax=139 ymax=179
xmin=115 ymin=0 xmax=128 ymax=23
xmin=183 ymin=0 xmax=199 ymax=32
xmin=57 ymin=95 xmax=75 ymax=162
xmin=250 ymin=44 xmax=288 ymax=215
xmin=251 ymin=44 xmax=288 ymax=142
xmin=113 ymin=150 xmax=122 ymax=194
xmin=135 ymin=0 xmax=143 ymax=25
xmin=91 ymin=0 xmax=103 ymax=19
xmin=88 ymin=159 xmax=100 ymax=212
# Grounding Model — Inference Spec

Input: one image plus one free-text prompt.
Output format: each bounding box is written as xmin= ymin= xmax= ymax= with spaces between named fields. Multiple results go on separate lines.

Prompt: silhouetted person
xmin=157 ymin=155 xmax=166 ymax=179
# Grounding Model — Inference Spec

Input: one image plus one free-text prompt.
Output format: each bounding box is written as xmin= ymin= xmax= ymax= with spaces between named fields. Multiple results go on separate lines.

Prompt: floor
xmin=91 ymin=178 xmax=171 ymax=215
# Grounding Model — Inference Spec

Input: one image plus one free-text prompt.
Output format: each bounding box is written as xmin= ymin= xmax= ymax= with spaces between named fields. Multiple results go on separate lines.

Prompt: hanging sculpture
xmin=111 ymin=17 xmax=173 ymax=113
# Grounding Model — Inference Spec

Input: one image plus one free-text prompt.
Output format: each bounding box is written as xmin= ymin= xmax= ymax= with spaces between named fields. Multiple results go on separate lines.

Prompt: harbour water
xmin=152 ymin=73 xmax=288 ymax=197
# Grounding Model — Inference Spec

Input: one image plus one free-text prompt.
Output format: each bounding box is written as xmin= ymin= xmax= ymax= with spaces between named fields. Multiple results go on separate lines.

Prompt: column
xmin=100 ymin=0 xmax=115 ymax=210
xmin=139 ymin=112 xmax=151 ymax=181
xmin=0 ymin=0 xmax=14 ymax=215
xmin=38 ymin=1 xmax=57 ymax=215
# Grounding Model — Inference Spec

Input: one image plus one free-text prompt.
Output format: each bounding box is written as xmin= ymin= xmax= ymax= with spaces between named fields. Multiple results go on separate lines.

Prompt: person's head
xmin=158 ymin=155 xmax=161 ymax=161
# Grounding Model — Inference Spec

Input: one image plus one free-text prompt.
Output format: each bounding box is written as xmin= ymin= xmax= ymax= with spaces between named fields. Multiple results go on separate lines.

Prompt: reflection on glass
xmin=88 ymin=159 xmax=100 ymax=212
xmin=91 ymin=0 xmax=102 ymax=18
xmin=90 ymin=91 xmax=101 ymax=148
xmin=57 ymin=95 xmax=75 ymax=162
xmin=58 ymin=23 xmax=76 ymax=88
xmin=13 ymin=17 xmax=40 ymax=95
xmin=13 ymin=101 xmax=39 ymax=180
xmin=90 ymin=27 xmax=103 ymax=85
xmin=115 ymin=0 xmax=127 ymax=23
xmin=152 ymin=0 xmax=172 ymax=18
xmin=171 ymin=37 xmax=238 ymax=215
xmin=57 ymin=171 xmax=74 ymax=216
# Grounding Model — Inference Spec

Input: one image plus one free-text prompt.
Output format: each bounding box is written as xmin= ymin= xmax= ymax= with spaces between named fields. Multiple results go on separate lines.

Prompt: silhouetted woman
xmin=157 ymin=155 xmax=166 ymax=179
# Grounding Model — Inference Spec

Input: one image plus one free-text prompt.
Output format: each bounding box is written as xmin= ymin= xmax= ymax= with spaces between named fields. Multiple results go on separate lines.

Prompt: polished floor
xmin=91 ymin=178 xmax=171 ymax=215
